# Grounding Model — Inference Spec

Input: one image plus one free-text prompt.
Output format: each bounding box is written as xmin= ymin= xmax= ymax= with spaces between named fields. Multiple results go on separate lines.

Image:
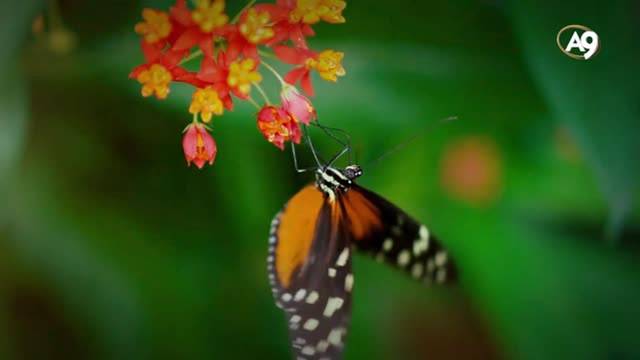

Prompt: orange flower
xmin=171 ymin=0 xmax=231 ymax=57
xmin=239 ymin=8 xmax=274 ymax=44
xmin=189 ymin=86 xmax=224 ymax=122
xmin=135 ymin=8 xmax=172 ymax=44
xmin=257 ymin=105 xmax=301 ymax=150
xmin=227 ymin=58 xmax=262 ymax=97
xmin=227 ymin=7 xmax=275 ymax=61
xmin=289 ymin=0 xmax=346 ymax=24
xmin=307 ymin=49 xmax=345 ymax=82
xmin=256 ymin=0 xmax=346 ymax=48
xmin=192 ymin=0 xmax=229 ymax=33
xmin=136 ymin=63 xmax=173 ymax=99
xmin=129 ymin=44 xmax=196 ymax=100
xmin=274 ymin=46 xmax=345 ymax=95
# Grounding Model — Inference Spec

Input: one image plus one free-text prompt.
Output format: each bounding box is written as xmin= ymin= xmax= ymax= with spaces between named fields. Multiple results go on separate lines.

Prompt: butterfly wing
xmin=268 ymin=185 xmax=353 ymax=359
xmin=343 ymin=185 xmax=458 ymax=285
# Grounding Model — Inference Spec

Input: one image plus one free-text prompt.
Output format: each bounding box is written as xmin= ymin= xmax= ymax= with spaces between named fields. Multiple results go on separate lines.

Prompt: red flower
xmin=194 ymin=51 xmax=236 ymax=109
xmin=183 ymin=123 xmax=217 ymax=168
xmin=134 ymin=5 xmax=189 ymax=51
xmin=255 ymin=0 xmax=315 ymax=48
xmin=257 ymin=105 xmax=301 ymax=150
xmin=129 ymin=42 xmax=197 ymax=98
xmin=226 ymin=7 xmax=275 ymax=60
xmin=273 ymin=45 xmax=316 ymax=94
xmin=281 ymin=85 xmax=316 ymax=124
xmin=170 ymin=0 xmax=233 ymax=58
xmin=226 ymin=29 xmax=260 ymax=61
xmin=274 ymin=46 xmax=346 ymax=96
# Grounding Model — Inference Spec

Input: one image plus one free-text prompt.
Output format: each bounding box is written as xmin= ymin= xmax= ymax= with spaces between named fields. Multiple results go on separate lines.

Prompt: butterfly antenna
xmin=365 ymin=115 xmax=458 ymax=169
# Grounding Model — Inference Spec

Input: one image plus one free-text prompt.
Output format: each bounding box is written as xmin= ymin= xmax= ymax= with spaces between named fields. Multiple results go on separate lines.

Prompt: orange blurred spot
xmin=32 ymin=15 xmax=45 ymax=35
xmin=554 ymin=126 xmax=581 ymax=163
xmin=441 ymin=136 xmax=502 ymax=206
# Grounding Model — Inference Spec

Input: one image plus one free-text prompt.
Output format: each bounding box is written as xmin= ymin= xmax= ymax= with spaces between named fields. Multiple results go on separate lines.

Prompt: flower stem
xmin=247 ymin=96 xmax=261 ymax=109
xmin=180 ymin=49 xmax=203 ymax=66
xmin=231 ymin=0 xmax=256 ymax=24
xmin=257 ymin=49 xmax=275 ymax=59
xmin=261 ymin=60 xmax=286 ymax=86
xmin=192 ymin=112 xmax=199 ymax=123
xmin=253 ymin=83 xmax=271 ymax=105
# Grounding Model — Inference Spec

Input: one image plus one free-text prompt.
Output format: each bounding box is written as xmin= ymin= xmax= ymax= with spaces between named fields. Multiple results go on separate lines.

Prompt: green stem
xmin=179 ymin=49 xmax=203 ymax=66
xmin=261 ymin=60 xmax=286 ymax=86
xmin=253 ymin=82 xmax=271 ymax=105
xmin=257 ymin=49 xmax=275 ymax=59
xmin=231 ymin=0 xmax=257 ymax=24
xmin=247 ymin=96 xmax=261 ymax=109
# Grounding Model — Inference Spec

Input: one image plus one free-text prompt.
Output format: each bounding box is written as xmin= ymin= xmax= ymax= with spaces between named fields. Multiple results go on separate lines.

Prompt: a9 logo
xmin=556 ymin=24 xmax=600 ymax=60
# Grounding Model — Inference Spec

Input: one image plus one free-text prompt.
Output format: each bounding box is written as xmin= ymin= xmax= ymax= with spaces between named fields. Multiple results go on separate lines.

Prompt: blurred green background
xmin=1 ymin=0 xmax=639 ymax=359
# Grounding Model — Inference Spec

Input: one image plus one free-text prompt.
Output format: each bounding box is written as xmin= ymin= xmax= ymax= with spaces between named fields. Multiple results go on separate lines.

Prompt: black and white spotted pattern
xmin=268 ymin=201 xmax=354 ymax=360
xmin=267 ymin=166 xmax=458 ymax=359
xmin=351 ymin=185 xmax=457 ymax=285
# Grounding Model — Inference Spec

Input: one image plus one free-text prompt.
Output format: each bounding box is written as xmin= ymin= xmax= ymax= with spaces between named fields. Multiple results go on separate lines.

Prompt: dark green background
xmin=1 ymin=0 xmax=639 ymax=359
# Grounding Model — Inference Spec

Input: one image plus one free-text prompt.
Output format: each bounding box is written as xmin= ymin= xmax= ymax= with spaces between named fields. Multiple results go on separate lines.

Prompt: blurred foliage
xmin=1 ymin=0 xmax=639 ymax=359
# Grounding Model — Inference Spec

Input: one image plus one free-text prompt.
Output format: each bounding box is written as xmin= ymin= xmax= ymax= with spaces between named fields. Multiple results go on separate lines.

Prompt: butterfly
xmin=266 ymin=160 xmax=459 ymax=359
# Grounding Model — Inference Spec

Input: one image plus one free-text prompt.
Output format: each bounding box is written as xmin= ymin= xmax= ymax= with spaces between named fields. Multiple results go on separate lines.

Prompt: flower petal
xmin=162 ymin=49 xmax=188 ymax=67
xmin=301 ymin=71 xmax=314 ymax=96
xmin=284 ymin=67 xmax=307 ymax=84
xmin=200 ymin=129 xmax=217 ymax=164
xmin=129 ymin=64 xmax=148 ymax=79
xmin=274 ymin=46 xmax=306 ymax=65
xmin=290 ymin=26 xmax=308 ymax=49
xmin=173 ymin=28 xmax=200 ymax=52
xmin=170 ymin=0 xmax=193 ymax=27
xmin=182 ymin=124 xmax=198 ymax=160
xmin=141 ymin=40 xmax=162 ymax=63
xmin=198 ymin=36 xmax=215 ymax=58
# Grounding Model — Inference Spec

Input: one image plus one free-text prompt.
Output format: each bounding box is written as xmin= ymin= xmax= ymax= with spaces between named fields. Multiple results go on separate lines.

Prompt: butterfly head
xmin=315 ymin=164 xmax=364 ymax=201
xmin=343 ymin=164 xmax=363 ymax=180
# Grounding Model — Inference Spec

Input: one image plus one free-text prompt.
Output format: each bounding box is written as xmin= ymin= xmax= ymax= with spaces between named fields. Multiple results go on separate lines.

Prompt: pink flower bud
xmin=182 ymin=123 xmax=217 ymax=168
xmin=280 ymin=85 xmax=316 ymax=125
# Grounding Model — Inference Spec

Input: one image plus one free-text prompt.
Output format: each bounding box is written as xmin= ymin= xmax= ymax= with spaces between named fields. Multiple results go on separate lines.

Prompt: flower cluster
xmin=129 ymin=0 xmax=346 ymax=168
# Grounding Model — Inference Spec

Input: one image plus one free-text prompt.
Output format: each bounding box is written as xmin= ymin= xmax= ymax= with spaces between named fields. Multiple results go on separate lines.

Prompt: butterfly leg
xmin=312 ymin=121 xmax=353 ymax=167
xmin=291 ymin=142 xmax=316 ymax=173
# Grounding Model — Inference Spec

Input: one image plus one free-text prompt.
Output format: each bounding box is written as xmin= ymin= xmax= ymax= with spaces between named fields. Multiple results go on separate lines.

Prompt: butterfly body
xmin=267 ymin=165 xmax=457 ymax=359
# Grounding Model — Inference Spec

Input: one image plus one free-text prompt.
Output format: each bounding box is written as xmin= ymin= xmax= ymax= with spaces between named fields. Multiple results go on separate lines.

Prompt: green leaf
xmin=508 ymin=0 xmax=640 ymax=242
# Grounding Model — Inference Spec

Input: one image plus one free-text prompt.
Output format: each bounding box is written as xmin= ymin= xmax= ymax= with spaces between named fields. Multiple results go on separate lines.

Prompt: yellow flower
xmin=239 ymin=8 xmax=274 ymax=44
xmin=227 ymin=58 xmax=262 ymax=96
xmin=189 ymin=87 xmax=224 ymax=122
xmin=289 ymin=0 xmax=346 ymax=24
xmin=135 ymin=9 xmax=172 ymax=44
xmin=136 ymin=64 xmax=172 ymax=99
xmin=192 ymin=0 xmax=229 ymax=33
xmin=306 ymin=49 xmax=346 ymax=82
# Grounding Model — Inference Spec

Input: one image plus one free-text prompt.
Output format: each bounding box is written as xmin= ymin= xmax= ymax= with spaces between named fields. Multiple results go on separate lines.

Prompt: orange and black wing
xmin=268 ymin=185 xmax=353 ymax=359
xmin=343 ymin=185 xmax=458 ymax=284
